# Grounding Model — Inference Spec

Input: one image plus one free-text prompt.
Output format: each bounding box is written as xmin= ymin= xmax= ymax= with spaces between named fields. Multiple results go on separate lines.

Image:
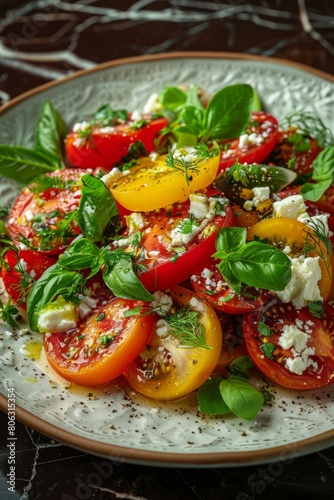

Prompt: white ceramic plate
xmin=1 ymin=52 xmax=334 ymax=467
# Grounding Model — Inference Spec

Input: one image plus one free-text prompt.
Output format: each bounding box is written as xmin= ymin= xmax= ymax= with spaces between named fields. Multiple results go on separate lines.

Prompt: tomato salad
xmin=1 ymin=83 xmax=334 ymax=421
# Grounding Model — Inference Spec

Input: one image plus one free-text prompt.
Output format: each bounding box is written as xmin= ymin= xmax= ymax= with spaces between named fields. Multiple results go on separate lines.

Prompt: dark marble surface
xmin=1 ymin=1 xmax=334 ymax=499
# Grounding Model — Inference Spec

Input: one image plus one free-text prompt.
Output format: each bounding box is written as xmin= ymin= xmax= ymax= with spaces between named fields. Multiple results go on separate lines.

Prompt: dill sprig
xmin=31 ymin=209 xmax=79 ymax=251
xmin=165 ymin=143 xmax=219 ymax=186
xmin=280 ymin=111 xmax=334 ymax=147
xmin=304 ymin=219 xmax=333 ymax=276
xmin=30 ymin=175 xmax=77 ymax=194
xmin=164 ymin=306 xmax=211 ymax=349
xmin=0 ymin=299 xmax=20 ymax=328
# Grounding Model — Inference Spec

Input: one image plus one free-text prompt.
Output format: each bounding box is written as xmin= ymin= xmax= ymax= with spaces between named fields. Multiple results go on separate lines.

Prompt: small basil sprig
xmin=173 ymin=84 xmax=253 ymax=144
xmin=197 ymin=356 xmax=265 ymax=420
xmin=27 ymin=238 xmax=154 ymax=332
xmin=212 ymin=227 xmax=292 ymax=295
xmin=300 ymin=146 xmax=334 ymax=201
xmin=0 ymin=100 xmax=67 ymax=183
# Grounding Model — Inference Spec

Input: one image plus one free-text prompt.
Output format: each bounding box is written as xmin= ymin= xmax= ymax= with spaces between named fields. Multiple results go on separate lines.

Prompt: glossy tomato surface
xmin=44 ymin=298 xmax=154 ymax=386
xmin=191 ymin=258 xmax=257 ymax=314
xmin=1 ymin=248 xmax=56 ymax=309
xmin=218 ymin=111 xmax=278 ymax=173
xmin=65 ymin=116 xmax=168 ymax=170
xmin=110 ymin=151 xmax=220 ymax=212
xmin=7 ymin=169 xmax=84 ymax=254
xmin=118 ymin=192 xmax=235 ymax=291
xmin=243 ymin=296 xmax=334 ymax=390
xmin=269 ymin=129 xmax=323 ymax=175
xmin=124 ymin=286 xmax=222 ymax=400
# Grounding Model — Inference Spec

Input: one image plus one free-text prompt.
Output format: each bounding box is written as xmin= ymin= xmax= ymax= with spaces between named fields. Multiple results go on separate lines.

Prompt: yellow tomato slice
xmin=110 ymin=153 xmax=220 ymax=212
xmin=123 ymin=286 xmax=223 ymax=401
xmin=247 ymin=217 xmax=333 ymax=301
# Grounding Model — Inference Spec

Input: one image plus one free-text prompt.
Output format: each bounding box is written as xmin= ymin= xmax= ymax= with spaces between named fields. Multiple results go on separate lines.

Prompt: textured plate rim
xmin=1 ymin=51 xmax=334 ymax=467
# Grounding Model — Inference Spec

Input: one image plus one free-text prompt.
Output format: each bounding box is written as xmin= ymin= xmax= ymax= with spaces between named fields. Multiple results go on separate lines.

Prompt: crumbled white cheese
xmin=155 ymin=319 xmax=170 ymax=338
xmin=273 ymin=195 xmax=307 ymax=219
xmin=298 ymin=212 xmax=332 ymax=238
xmin=125 ymin=212 xmax=146 ymax=232
xmin=19 ymin=258 xmax=28 ymax=272
xmin=170 ymin=219 xmax=201 ymax=246
xmin=188 ymin=193 xmax=210 ymax=220
xmin=151 ymin=291 xmax=173 ymax=316
xmin=238 ymin=132 xmax=264 ymax=149
xmin=143 ymin=92 xmax=162 ymax=114
xmin=252 ymin=186 xmax=270 ymax=207
xmin=273 ymin=255 xmax=322 ymax=309
xmin=99 ymin=126 xmax=114 ymax=134
xmin=37 ymin=303 xmax=78 ymax=333
xmin=101 ymin=167 xmax=123 ymax=187
xmin=131 ymin=109 xmax=143 ymax=122
xmin=278 ymin=323 xmax=318 ymax=375
xmin=24 ymin=209 xmax=35 ymax=222
xmin=72 ymin=121 xmax=91 ymax=133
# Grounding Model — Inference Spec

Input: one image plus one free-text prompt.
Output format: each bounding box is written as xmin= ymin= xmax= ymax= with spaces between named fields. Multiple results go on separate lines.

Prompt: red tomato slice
xmin=65 ymin=115 xmax=168 ymax=170
xmin=44 ymin=298 xmax=154 ymax=386
xmin=7 ymin=169 xmax=84 ymax=254
xmin=269 ymin=130 xmax=323 ymax=175
xmin=218 ymin=112 xmax=278 ymax=174
xmin=124 ymin=286 xmax=222 ymax=401
xmin=243 ymin=295 xmax=334 ymax=390
xmin=1 ymin=248 xmax=56 ymax=309
xmin=191 ymin=258 xmax=257 ymax=314
xmin=116 ymin=190 xmax=235 ymax=291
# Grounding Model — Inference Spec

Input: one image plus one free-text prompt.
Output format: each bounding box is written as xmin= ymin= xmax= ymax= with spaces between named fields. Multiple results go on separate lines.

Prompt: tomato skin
xmin=218 ymin=112 xmax=278 ymax=174
xmin=110 ymin=152 xmax=220 ymax=212
xmin=7 ymin=169 xmax=84 ymax=255
xmin=1 ymin=248 xmax=56 ymax=309
xmin=243 ymin=296 xmax=334 ymax=390
xmin=65 ymin=116 xmax=168 ymax=170
xmin=126 ymin=198 xmax=235 ymax=292
xmin=124 ymin=286 xmax=223 ymax=401
xmin=269 ymin=130 xmax=322 ymax=175
xmin=44 ymin=298 xmax=154 ymax=387
xmin=191 ymin=258 xmax=257 ymax=314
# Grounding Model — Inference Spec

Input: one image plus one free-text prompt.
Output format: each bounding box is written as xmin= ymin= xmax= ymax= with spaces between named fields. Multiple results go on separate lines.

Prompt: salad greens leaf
xmin=300 ymin=146 xmax=334 ymax=201
xmin=198 ymin=356 xmax=265 ymax=420
xmin=77 ymin=174 xmax=120 ymax=243
xmin=0 ymin=145 xmax=59 ymax=183
xmin=35 ymin=100 xmax=67 ymax=166
xmin=202 ymin=84 xmax=253 ymax=142
xmin=213 ymin=227 xmax=292 ymax=294
xmin=58 ymin=238 xmax=103 ymax=277
xmin=102 ymin=250 xmax=154 ymax=302
xmin=219 ymin=377 xmax=264 ymax=420
xmin=159 ymin=86 xmax=187 ymax=111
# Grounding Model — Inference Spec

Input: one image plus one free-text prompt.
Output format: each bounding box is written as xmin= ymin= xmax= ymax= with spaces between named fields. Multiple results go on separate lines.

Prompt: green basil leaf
xmin=159 ymin=86 xmax=187 ymax=111
xmin=217 ymin=260 xmax=242 ymax=295
xmin=184 ymin=85 xmax=205 ymax=109
xmin=93 ymin=104 xmax=128 ymax=125
xmin=203 ymin=84 xmax=253 ymax=141
xmin=300 ymin=179 xmax=330 ymax=201
xmin=27 ymin=264 xmax=85 ymax=332
xmin=103 ymin=253 xmax=154 ymax=302
xmin=309 ymin=145 xmax=334 ymax=182
xmin=215 ymin=227 xmax=247 ymax=254
xmin=197 ymin=377 xmax=231 ymax=415
xmin=229 ymin=241 xmax=292 ymax=291
xmin=224 ymin=162 xmax=297 ymax=192
xmin=78 ymin=174 xmax=120 ymax=243
xmin=35 ymin=100 xmax=67 ymax=166
xmin=58 ymin=238 xmax=102 ymax=276
xmin=0 ymin=145 xmax=58 ymax=183
xmin=174 ymin=105 xmax=205 ymax=137
xmin=219 ymin=377 xmax=264 ymax=420
xmin=230 ymin=356 xmax=254 ymax=373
